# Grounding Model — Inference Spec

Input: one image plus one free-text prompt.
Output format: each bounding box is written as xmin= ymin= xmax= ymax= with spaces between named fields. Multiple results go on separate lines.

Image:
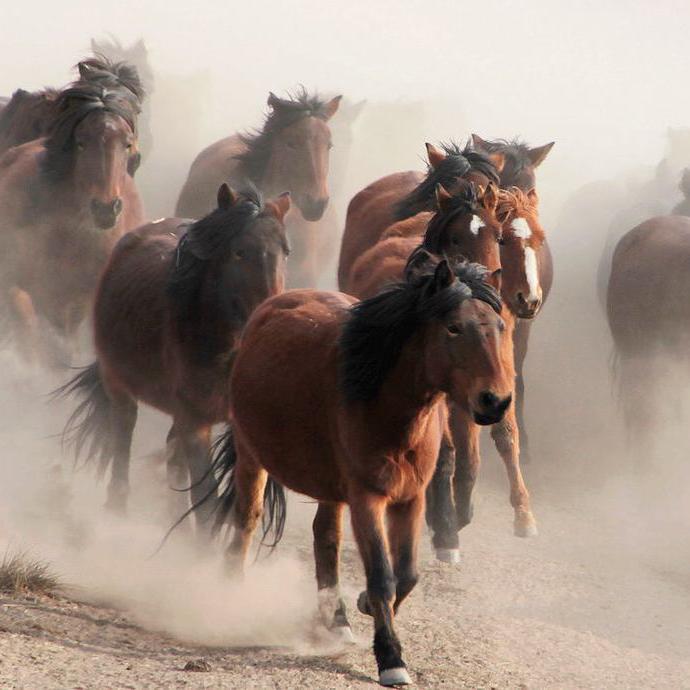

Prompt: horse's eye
xmin=233 ymin=249 xmax=246 ymax=260
xmin=447 ymin=324 xmax=462 ymax=335
xmin=76 ymin=142 xmax=85 ymax=152
xmin=286 ymin=141 xmax=299 ymax=150
xmin=498 ymin=237 xmax=506 ymax=246
xmin=126 ymin=143 xmax=133 ymax=150
xmin=328 ymin=142 xmax=333 ymax=150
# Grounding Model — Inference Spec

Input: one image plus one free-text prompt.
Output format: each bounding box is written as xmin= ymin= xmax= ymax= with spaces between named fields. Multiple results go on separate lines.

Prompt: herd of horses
xmin=0 ymin=48 xmax=687 ymax=685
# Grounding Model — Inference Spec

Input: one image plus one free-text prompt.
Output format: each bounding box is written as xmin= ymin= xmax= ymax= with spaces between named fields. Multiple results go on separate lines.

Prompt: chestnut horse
xmin=176 ymin=90 xmax=341 ymax=288
xmin=208 ymin=259 xmax=511 ymax=685
xmin=0 ymin=76 xmax=144 ymax=366
xmin=607 ymin=214 xmax=690 ymax=460
xmin=59 ymin=185 xmax=290 ymax=523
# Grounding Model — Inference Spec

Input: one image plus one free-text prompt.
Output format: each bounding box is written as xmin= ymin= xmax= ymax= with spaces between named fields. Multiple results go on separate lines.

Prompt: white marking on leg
xmin=469 ymin=215 xmax=482 ymax=235
xmin=512 ymin=217 xmax=532 ymax=239
xmin=524 ymin=246 xmax=541 ymax=302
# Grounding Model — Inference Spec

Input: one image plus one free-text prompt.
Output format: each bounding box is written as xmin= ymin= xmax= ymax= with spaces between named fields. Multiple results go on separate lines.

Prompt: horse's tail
xmin=211 ymin=425 xmax=287 ymax=552
xmin=54 ymin=362 xmax=113 ymax=477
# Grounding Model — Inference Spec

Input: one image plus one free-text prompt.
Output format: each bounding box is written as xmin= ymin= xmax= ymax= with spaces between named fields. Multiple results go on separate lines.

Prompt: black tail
xmin=211 ymin=426 xmax=287 ymax=552
xmin=54 ymin=362 xmax=113 ymax=477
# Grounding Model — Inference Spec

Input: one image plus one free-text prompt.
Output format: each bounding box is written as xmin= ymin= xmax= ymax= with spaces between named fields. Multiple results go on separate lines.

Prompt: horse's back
xmin=175 ymin=134 xmax=246 ymax=218
xmin=607 ymin=215 xmax=690 ymax=355
xmin=338 ymin=170 xmax=422 ymax=291
xmin=232 ymin=289 xmax=355 ymax=501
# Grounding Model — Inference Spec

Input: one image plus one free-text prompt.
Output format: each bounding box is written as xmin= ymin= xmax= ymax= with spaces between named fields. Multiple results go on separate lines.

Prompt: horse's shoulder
xmin=382 ymin=212 xmax=430 ymax=239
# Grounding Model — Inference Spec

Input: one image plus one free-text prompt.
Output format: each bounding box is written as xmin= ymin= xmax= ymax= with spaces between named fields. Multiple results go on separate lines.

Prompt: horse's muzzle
xmin=514 ymin=292 xmax=542 ymax=319
xmin=298 ymin=196 xmax=328 ymax=221
xmin=473 ymin=391 xmax=512 ymax=426
xmin=91 ymin=198 xmax=123 ymax=230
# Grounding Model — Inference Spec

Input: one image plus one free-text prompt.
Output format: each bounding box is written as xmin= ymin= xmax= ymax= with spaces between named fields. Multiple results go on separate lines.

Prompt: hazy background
xmin=0 ymin=0 xmax=689 ymax=675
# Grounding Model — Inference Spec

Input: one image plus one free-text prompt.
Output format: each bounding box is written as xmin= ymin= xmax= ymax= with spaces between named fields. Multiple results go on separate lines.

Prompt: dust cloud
xmin=0 ymin=0 xmax=689 ymax=683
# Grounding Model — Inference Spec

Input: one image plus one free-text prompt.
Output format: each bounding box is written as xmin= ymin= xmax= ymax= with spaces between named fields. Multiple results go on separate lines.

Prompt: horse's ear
xmin=488 ymin=152 xmax=505 ymax=174
xmin=485 ymin=268 xmax=502 ymax=292
xmin=480 ymin=182 xmax=499 ymax=212
xmin=133 ymin=38 xmax=147 ymax=54
xmin=345 ymin=99 xmax=366 ymax=123
xmin=266 ymin=192 xmax=291 ymax=222
xmin=527 ymin=142 xmax=554 ymax=168
xmin=322 ymin=95 xmax=342 ymax=120
xmin=267 ymin=92 xmax=284 ymax=111
xmin=432 ymin=259 xmax=455 ymax=292
xmin=217 ymin=183 xmax=238 ymax=210
xmin=435 ymin=183 xmax=453 ymax=213
xmin=127 ymin=151 xmax=141 ymax=177
xmin=471 ymin=133 xmax=490 ymax=152
xmin=426 ymin=142 xmax=447 ymax=170
xmin=77 ymin=61 xmax=94 ymax=80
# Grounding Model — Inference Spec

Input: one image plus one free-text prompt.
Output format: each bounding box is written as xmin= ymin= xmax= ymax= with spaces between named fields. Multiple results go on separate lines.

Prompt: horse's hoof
xmin=330 ymin=624 xmax=355 ymax=644
xmin=357 ymin=590 xmax=371 ymax=616
xmin=514 ymin=518 xmax=538 ymax=538
xmin=435 ymin=548 xmax=461 ymax=565
xmin=379 ymin=667 xmax=412 ymax=686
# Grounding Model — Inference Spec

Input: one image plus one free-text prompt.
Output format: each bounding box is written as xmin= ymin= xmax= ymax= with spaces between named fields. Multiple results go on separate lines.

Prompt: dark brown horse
xmin=0 ymin=76 xmax=144 ymax=366
xmin=208 ymin=259 xmax=511 ymax=685
xmin=59 ymin=185 xmax=290 ymax=522
xmin=607 ymin=214 xmax=690 ymax=459
xmin=176 ymin=90 xmax=341 ymax=288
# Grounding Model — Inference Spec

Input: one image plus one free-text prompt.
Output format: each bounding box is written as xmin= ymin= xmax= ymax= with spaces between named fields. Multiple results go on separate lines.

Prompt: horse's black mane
xmin=419 ymin=183 xmax=479 ymax=255
xmin=236 ymin=88 xmax=332 ymax=183
xmin=167 ymin=186 xmax=265 ymax=324
xmin=77 ymin=56 xmax=145 ymax=106
xmin=340 ymin=260 xmax=502 ymax=403
xmin=474 ymin=138 xmax=533 ymax=187
xmin=41 ymin=82 xmax=138 ymax=183
xmin=393 ymin=141 xmax=499 ymax=221
xmin=0 ymin=87 xmax=59 ymax=146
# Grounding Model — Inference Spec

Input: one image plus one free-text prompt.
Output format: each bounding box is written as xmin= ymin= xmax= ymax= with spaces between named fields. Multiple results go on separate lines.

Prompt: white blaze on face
xmin=512 ymin=216 xmax=532 ymax=239
xmin=523 ymin=246 xmax=541 ymax=302
xmin=469 ymin=215 xmax=482 ymax=235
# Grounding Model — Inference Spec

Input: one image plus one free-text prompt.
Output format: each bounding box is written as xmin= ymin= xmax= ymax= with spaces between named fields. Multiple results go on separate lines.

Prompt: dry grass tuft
xmin=0 ymin=551 xmax=61 ymax=595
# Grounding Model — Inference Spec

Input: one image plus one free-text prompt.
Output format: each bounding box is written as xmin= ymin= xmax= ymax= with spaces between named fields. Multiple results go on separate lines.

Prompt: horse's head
xmin=213 ymin=184 xmax=291 ymax=305
xmin=496 ymin=187 xmax=546 ymax=319
xmin=72 ymin=108 xmax=137 ymax=229
xmin=417 ymin=180 xmax=502 ymax=278
xmin=471 ymin=134 xmax=554 ymax=194
xmin=421 ymin=260 xmax=512 ymax=425
xmin=257 ymin=91 xmax=341 ymax=221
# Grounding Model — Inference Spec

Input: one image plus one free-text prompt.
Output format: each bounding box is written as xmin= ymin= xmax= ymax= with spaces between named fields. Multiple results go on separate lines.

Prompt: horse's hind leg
xmin=388 ymin=495 xmax=423 ymax=614
xmin=350 ymin=491 xmax=411 ymax=686
xmin=105 ymin=391 xmax=138 ymax=515
xmin=425 ymin=407 xmax=460 ymax=563
xmin=490 ymin=404 xmax=537 ymax=537
xmin=313 ymin=502 xmax=353 ymax=641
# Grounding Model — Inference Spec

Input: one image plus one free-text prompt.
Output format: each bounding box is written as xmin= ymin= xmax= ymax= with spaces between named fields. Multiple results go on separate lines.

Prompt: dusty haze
xmin=0 ymin=2 xmax=689 ymax=688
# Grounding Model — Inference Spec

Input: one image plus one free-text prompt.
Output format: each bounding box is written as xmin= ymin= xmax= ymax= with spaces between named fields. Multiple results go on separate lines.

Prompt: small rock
xmin=183 ymin=659 xmax=212 ymax=672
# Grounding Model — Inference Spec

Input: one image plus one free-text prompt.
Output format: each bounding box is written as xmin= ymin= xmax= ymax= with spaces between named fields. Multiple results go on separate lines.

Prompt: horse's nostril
xmin=479 ymin=391 xmax=499 ymax=409
xmin=113 ymin=198 xmax=123 ymax=215
xmin=517 ymin=292 xmax=527 ymax=305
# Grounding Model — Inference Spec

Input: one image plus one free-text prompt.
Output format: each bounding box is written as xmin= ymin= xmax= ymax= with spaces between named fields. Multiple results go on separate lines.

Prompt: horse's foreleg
xmin=313 ymin=502 xmax=352 ymax=640
xmin=425 ymin=407 xmax=460 ymax=563
xmin=164 ymin=422 xmax=192 ymax=534
xmin=387 ymin=495 xmax=423 ymax=614
xmin=490 ymin=404 xmax=537 ymax=537
xmin=450 ymin=405 xmax=481 ymax=532
xmin=350 ymin=491 xmax=411 ymax=686
xmin=105 ymin=392 xmax=138 ymax=515
xmin=177 ymin=422 xmax=217 ymax=541
xmin=513 ymin=320 xmax=532 ymax=464
xmin=7 ymin=286 xmax=40 ymax=365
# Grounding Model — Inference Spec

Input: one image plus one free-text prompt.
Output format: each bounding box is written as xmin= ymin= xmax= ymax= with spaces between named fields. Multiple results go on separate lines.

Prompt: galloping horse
xmin=607 ymin=214 xmax=690 ymax=460
xmin=0 ymin=73 xmax=144 ymax=366
xmin=338 ymin=141 xmax=502 ymax=292
xmin=59 ymin=186 xmax=290 ymax=521
xmin=209 ymin=259 xmax=511 ymax=685
xmin=176 ymin=89 xmax=341 ymax=287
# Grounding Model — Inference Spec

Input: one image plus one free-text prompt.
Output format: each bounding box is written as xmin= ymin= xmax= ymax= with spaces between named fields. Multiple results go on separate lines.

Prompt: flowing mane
xmin=236 ymin=88 xmax=333 ymax=183
xmin=76 ymin=56 xmax=145 ymax=106
xmin=40 ymin=83 xmax=138 ymax=183
xmin=340 ymin=260 xmax=502 ymax=402
xmin=393 ymin=141 xmax=499 ymax=221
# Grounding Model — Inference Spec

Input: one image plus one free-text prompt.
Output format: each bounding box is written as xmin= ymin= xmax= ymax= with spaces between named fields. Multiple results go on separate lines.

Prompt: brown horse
xmin=0 ymin=76 xmax=144 ymax=366
xmin=176 ymin=90 xmax=341 ymax=288
xmin=607 ymin=214 xmax=690 ymax=459
xmin=208 ymin=259 xmax=511 ymax=685
xmin=59 ymin=185 xmax=290 ymax=522
xmin=338 ymin=141 xmax=503 ymax=292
